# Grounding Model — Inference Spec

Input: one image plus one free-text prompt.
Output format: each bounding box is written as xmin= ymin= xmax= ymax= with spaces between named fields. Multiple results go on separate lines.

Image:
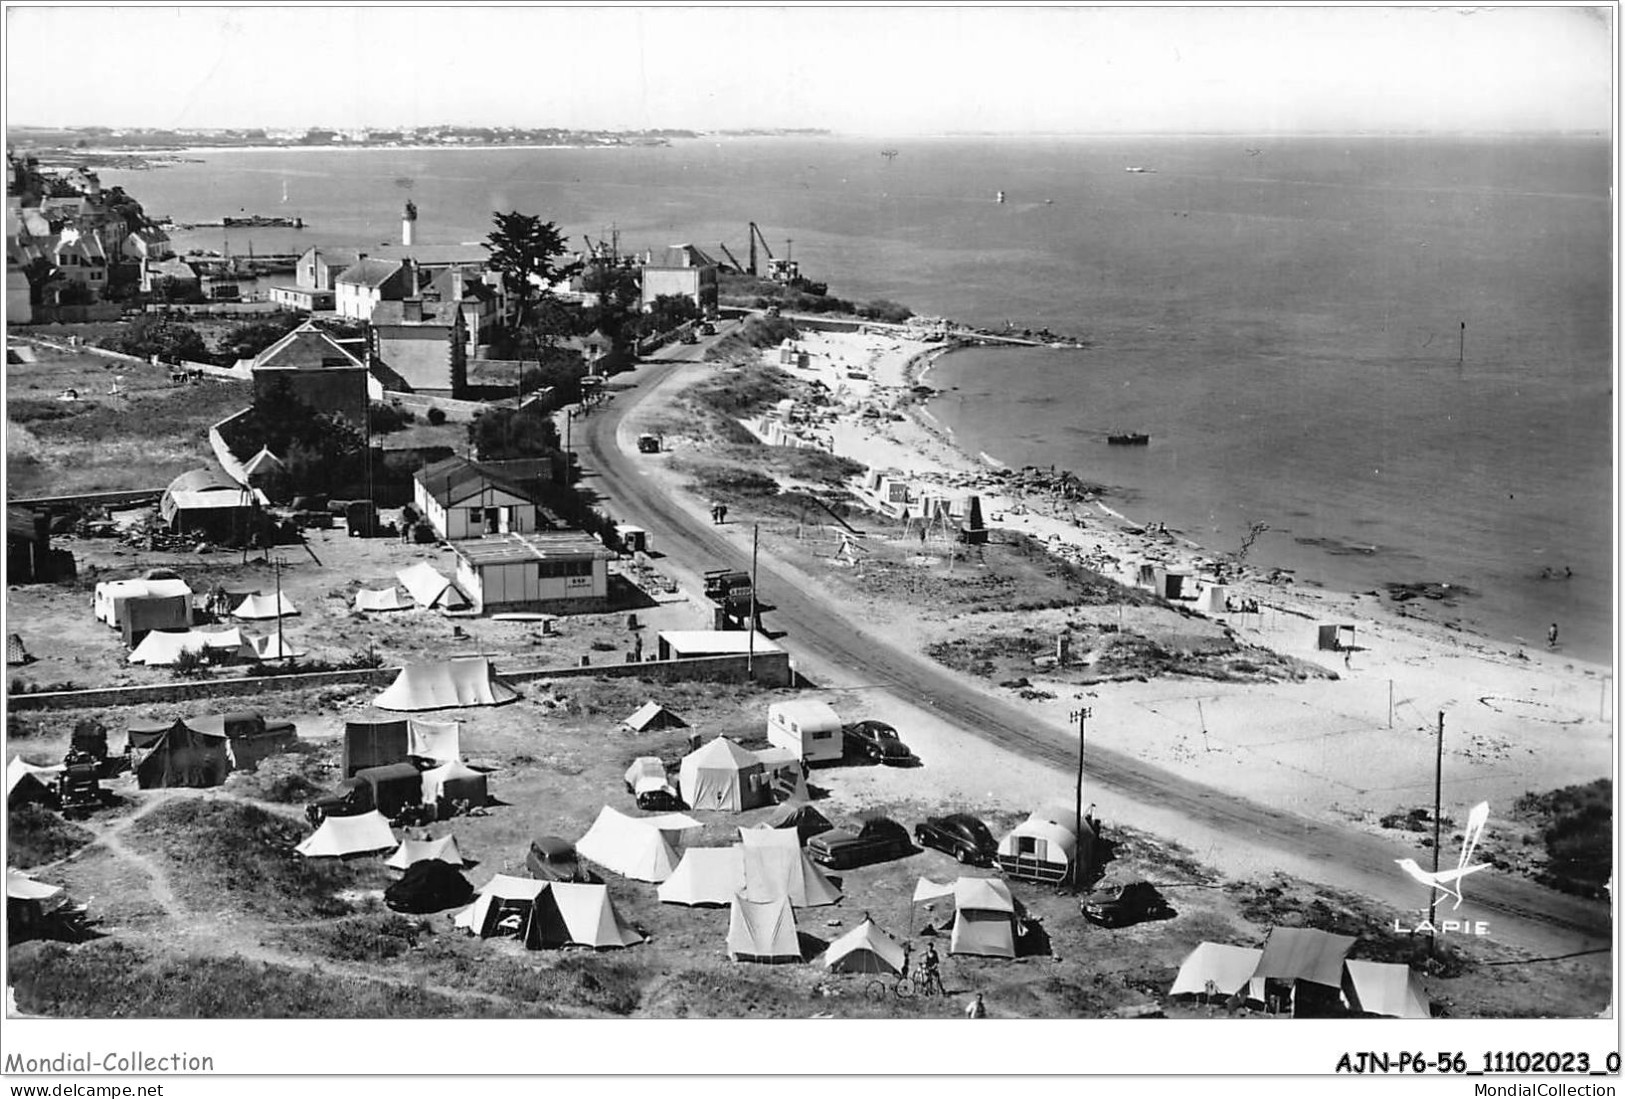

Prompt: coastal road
xmin=578 ymin=351 xmax=1612 ymax=962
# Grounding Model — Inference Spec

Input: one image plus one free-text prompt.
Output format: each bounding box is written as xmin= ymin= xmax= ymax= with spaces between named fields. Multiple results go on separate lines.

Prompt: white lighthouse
xmin=402 ymin=199 xmax=418 ymax=247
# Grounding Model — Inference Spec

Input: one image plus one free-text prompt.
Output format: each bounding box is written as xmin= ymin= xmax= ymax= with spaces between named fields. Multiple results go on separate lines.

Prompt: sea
xmin=97 ymin=134 xmax=1616 ymax=664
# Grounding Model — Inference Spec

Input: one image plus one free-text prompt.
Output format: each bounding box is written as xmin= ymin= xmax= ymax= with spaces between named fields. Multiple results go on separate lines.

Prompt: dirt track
xmin=577 ymin=344 xmax=1611 ymax=961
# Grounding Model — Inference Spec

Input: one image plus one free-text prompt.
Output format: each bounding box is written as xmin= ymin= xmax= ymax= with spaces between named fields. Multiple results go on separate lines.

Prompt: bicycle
xmin=864 ymin=971 xmax=942 ymax=1001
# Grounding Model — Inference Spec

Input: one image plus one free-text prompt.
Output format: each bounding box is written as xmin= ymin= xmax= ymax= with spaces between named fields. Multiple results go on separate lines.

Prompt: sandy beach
xmin=723 ymin=326 xmax=1613 ymax=853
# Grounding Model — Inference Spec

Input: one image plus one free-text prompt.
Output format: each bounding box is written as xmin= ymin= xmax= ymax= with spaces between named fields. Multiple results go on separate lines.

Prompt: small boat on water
xmin=1107 ymin=432 xmax=1150 ymax=446
xmin=1125 ymin=166 xmax=1156 ymax=174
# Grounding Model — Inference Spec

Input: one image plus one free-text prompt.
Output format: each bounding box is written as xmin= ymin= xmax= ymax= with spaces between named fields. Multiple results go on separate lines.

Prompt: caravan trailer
xmin=766 ymin=700 xmax=844 ymax=765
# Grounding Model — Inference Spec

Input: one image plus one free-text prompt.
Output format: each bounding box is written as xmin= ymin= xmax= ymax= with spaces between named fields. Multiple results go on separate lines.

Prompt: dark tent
xmin=521 ymin=887 xmax=573 ymax=950
xmin=134 ymin=719 xmax=231 ymax=789
xmin=190 ymin=711 xmax=298 ymax=771
xmin=126 ymin=720 xmax=171 ymax=752
xmin=343 ymin=717 xmax=411 ymax=777
xmin=384 ymin=860 xmax=475 ymax=914
xmin=761 ymin=801 xmax=834 ymax=845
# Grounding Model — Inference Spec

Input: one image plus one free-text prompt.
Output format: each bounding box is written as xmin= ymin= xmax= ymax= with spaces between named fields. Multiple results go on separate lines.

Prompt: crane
xmin=718 ymin=241 xmax=746 ymax=274
xmin=748 ymin=221 xmax=776 ymax=278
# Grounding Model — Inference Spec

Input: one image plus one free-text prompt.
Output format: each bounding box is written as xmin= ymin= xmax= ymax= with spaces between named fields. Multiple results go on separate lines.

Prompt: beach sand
xmin=720 ymin=328 xmax=1613 ymax=843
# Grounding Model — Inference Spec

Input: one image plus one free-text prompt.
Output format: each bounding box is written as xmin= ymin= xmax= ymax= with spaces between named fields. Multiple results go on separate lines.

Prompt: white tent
xmin=727 ymin=894 xmax=801 ymax=963
xmin=419 ymin=760 xmax=488 ymax=807
xmin=751 ymin=746 xmax=810 ymax=803
xmin=374 ymin=657 xmax=519 ymax=711
xmin=1194 ymin=583 xmax=1230 ymax=615
xmin=575 ymin=806 xmax=690 ymax=883
xmin=127 ymin=628 xmax=243 ymax=666
xmin=7 ymin=755 xmax=62 ymax=805
xmin=233 ymin=592 xmax=299 ymax=619
xmin=386 ymin=834 xmax=467 ymax=871
xmin=454 ymin=873 xmax=548 ymax=937
xmin=6 ymin=867 xmax=64 ymax=904
xmin=621 ymin=701 xmax=687 ymax=732
xmin=94 ymin=578 xmax=192 ymax=627
xmin=822 ymin=918 xmax=906 ymax=976
xmin=408 ymin=719 xmax=462 ymax=763
xmin=996 ymin=810 xmax=1079 ymax=883
xmin=296 ymin=811 xmax=396 ymax=858
xmin=1342 ymin=960 xmax=1432 ymax=1019
xmin=397 ymin=562 xmax=469 ymax=610
xmin=1169 ymin=942 xmax=1266 ymax=999
xmin=355 ymin=587 xmax=415 ymax=613
xmin=239 ymin=633 xmax=306 ymax=661
xmin=738 ymin=826 xmax=842 ymax=907
xmin=912 ymin=877 xmax=958 ymax=904
xmin=678 ymin=737 xmax=768 ymax=812
xmin=548 ymin=882 xmax=645 ymax=949
xmin=1252 ymin=927 xmax=1356 ymax=990
xmin=658 ymin=847 xmax=747 ymax=906
xmin=950 ymin=876 xmax=1017 ymax=959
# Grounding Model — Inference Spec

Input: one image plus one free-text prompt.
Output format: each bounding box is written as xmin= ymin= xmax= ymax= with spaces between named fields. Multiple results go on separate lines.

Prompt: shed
xmin=1317 ymin=624 xmax=1356 ymax=651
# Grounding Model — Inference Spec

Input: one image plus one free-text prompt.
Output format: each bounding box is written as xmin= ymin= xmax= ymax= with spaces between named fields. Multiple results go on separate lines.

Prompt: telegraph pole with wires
xmin=1429 ymin=710 xmax=1444 ymax=959
xmin=747 ymin=523 xmax=759 ymax=680
xmin=274 ymin=556 xmax=287 ymax=663
xmin=1069 ymin=706 xmax=1092 ymax=886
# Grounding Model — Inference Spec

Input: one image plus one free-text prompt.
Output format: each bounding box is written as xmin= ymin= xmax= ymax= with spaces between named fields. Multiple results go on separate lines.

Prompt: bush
xmin=369 ymin=402 xmax=416 ymax=434
xmin=1516 ymin=779 xmax=1612 ymax=897
xmin=859 ymin=299 xmax=914 ymax=324
xmin=426 ymin=406 xmax=447 ymax=426
xmin=8 ymin=804 xmax=94 ymax=868
xmin=98 ymin=316 xmax=209 ymax=363
xmin=308 ymin=914 xmax=427 ymax=963
xmin=171 ymin=648 xmax=210 ymax=678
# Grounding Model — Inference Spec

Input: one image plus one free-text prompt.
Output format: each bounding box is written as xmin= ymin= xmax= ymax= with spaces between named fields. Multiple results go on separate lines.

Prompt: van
xmin=766 ymin=700 xmax=844 ymax=765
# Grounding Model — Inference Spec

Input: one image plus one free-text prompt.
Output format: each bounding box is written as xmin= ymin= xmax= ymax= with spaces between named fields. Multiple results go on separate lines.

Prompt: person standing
xmin=1548 ymin=622 xmax=1560 ymax=649
xmin=965 ymin=992 xmax=987 ymax=1019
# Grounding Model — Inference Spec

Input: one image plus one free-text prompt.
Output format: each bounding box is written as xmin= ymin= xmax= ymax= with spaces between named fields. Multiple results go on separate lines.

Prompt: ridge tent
xmin=752 ymin=746 xmax=810 ymax=803
xmin=239 ymin=633 xmax=306 ymax=661
xmin=355 ymin=587 xmax=415 ymax=613
xmin=545 ymin=882 xmax=645 ymax=950
xmin=1169 ymin=942 xmax=1267 ymax=1000
xmin=94 ymin=578 xmax=192 ymax=629
xmin=621 ymin=701 xmax=687 ymax=733
xmin=677 ymin=736 xmax=769 ymax=813
xmin=1342 ymin=960 xmax=1431 ymax=1020
xmin=374 ymin=657 xmax=519 ymax=711
xmin=1252 ymin=926 xmax=1356 ymax=1016
xmin=296 ymin=810 xmax=396 ymax=858
xmin=127 ymin=628 xmax=243 ymax=666
xmin=408 ymin=719 xmax=461 ymax=763
xmin=187 ymin=711 xmax=298 ymax=771
xmin=912 ymin=877 xmax=958 ymax=904
xmin=758 ymin=800 xmax=833 ymax=845
xmin=822 ymin=917 xmax=906 ymax=976
xmin=727 ymin=894 xmax=801 ymax=963
xmin=454 ymin=874 xmax=548 ymax=938
xmin=420 ymin=760 xmax=488 ymax=811
xmin=133 ymin=719 xmax=231 ymax=789
xmin=385 ymin=834 xmax=467 ymax=871
xmin=233 ymin=592 xmax=299 ymax=619
xmin=343 ymin=717 xmax=411 ymax=777
xmin=738 ymin=826 xmax=842 ymax=907
xmin=575 ymin=806 xmax=690 ymax=883
xmin=658 ymin=847 xmax=747 ymax=907
xmin=385 ymin=860 xmax=474 ymax=913
xmin=397 ymin=562 xmax=469 ymax=610
xmin=6 ymin=756 xmax=61 ymax=807
xmin=996 ymin=809 xmax=1083 ymax=884
xmin=950 ymin=876 xmax=1017 ymax=959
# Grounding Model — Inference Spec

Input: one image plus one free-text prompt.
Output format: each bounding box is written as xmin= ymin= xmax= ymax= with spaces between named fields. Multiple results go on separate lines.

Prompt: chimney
xmin=451 ymin=270 xmax=465 ymax=302
xmin=402 ymin=297 xmax=422 ymax=323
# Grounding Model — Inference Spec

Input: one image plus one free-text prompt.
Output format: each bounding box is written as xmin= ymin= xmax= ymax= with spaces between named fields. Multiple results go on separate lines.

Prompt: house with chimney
xmin=640 ymin=243 xmax=718 ymax=313
xmin=251 ymin=320 xmax=373 ymax=430
xmin=370 ymin=293 xmax=468 ymax=395
xmin=335 ymin=257 xmax=417 ymax=321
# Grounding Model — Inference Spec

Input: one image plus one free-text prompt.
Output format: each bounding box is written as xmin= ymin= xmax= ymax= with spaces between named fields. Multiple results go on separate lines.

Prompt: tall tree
xmin=483 ymin=211 xmax=580 ymax=366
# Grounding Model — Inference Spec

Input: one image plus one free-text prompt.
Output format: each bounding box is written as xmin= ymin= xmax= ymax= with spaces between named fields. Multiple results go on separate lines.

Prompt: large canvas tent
xmin=408 ymin=719 xmax=462 ymax=763
xmin=1169 ymin=942 xmax=1267 ymax=1000
xmin=950 ymin=876 xmax=1018 ymax=959
xmin=94 ymin=578 xmax=192 ymax=629
xmin=420 ymin=760 xmax=488 ymax=810
xmin=296 ymin=811 xmax=396 ymax=858
xmin=133 ymin=719 xmax=231 ymax=789
xmin=6 ymin=756 xmax=60 ymax=807
xmin=1342 ymin=960 xmax=1431 ymax=1019
xmin=738 ymin=826 xmax=842 ymax=907
xmin=621 ymin=701 xmax=687 ymax=733
xmin=727 ymin=894 xmax=801 ymax=963
xmin=120 ymin=594 xmax=194 ymax=648
xmin=374 ymin=657 xmax=518 ymax=711
xmin=678 ymin=737 xmax=768 ymax=812
xmin=1252 ymin=927 xmax=1356 ymax=1015
xmin=233 ymin=592 xmax=299 ymax=619
xmin=343 ymin=717 xmax=411 ymax=777
xmin=658 ymin=847 xmax=746 ymax=907
xmin=385 ymin=834 xmax=467 ymax=871
xmin=187 ymin=711 xmax=298 ymax=771
xmin=575 ymin=806 xmax=699 ymax=883
xmin=397 ymin=562 xmax=468 ymax=610
xmin=822 ymin=917 xmax=906 ymax=976
xmin=127 ymin=628 xmax=243 ymax=666
xmin=355 ymin=587 xmax=415 ymax=613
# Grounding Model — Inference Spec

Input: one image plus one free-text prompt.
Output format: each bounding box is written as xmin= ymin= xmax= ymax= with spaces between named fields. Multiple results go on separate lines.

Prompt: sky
xmin=3 ymin=4 xmax=1615 ymax=134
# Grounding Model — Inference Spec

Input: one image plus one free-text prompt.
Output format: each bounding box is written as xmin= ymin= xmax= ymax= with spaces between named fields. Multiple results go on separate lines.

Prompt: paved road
xmin=578 ymin=349 xmax=1611 ymax=961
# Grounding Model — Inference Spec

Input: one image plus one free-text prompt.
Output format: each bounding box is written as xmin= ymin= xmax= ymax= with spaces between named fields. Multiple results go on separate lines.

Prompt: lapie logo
xmin=1392 ymin=801 xmax=1492 ymax=936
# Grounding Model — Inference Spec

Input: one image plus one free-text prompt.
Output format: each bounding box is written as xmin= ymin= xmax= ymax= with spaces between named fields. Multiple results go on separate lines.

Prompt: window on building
xmin=467 ymin=507 xmax=482 ymax=526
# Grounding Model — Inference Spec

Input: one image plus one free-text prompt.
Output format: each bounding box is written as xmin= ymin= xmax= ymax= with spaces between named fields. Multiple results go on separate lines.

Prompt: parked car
xmin=806 ymin=816 xmax=913 ymax=870
xmin=699 ymin=321 xmax=717 ymax=336
xmin=914 ymin=813 xmax=998 ymax=866
xmin=843 ymin=720 xmax=913 ymax=765
xmin=679 ymin=330 xmax=699 ymax=344
xmin=1081 ymin=882 xmax=1177 ymax=929
xmin=525 ymin=835 xmax=599 ymax=884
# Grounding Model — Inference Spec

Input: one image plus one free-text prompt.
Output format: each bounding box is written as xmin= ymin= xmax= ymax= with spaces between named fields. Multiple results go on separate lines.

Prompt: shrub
xmin=1516 ymin=779 xmax=1612 ymax=897
xmin=369 ymin=402 xmax=415 ymax=434
xmin=98 ymin=316 xmax=209 ymax=363
xmin=858 ymin=299 xmax=914 ymax=324
xmin=426 ymin=406 xmax=447 ymax=426
xmin=7 ymin=804 xmax=94 ymax=868
xmin=171 ymin=648 xmax=210 ymax=678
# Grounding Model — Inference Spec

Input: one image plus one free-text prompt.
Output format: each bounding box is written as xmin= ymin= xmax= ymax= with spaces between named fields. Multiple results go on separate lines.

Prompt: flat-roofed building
xmin=450 ymin=532 xmax=613 ymax=614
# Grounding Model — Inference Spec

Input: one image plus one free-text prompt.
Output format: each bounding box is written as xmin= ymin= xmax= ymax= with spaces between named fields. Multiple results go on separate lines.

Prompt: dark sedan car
xmin=843 ymin=720 xmax=913 ymax=764
xmin=914 ymin=813 xmax=998 ymax=866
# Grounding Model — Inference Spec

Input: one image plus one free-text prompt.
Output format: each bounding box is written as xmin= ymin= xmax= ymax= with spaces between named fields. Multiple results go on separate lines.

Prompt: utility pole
xmin=747 ymin=523 xmax=759 ymax=680
xmin=1429 ymin=710 xmax=1444 ymax=958
xmin=274 ymin=556 xmax=286 ymax=663
xmin=1458 ymin=321 xmax=1465 ymax=365
xmin=1069 ymin=706 xmax=1092 ymax=886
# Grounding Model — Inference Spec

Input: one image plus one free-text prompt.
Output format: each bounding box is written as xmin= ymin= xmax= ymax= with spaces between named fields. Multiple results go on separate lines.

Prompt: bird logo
xmin=1395 ymin=801 xmax=1491 ymax=910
